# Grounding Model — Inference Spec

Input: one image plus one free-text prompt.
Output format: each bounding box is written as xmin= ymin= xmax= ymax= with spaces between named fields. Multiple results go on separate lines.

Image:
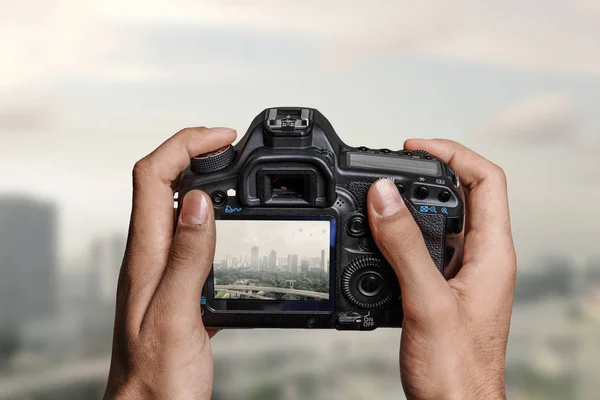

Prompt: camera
xmin=176 ymin=107 xmax=465 ymax=330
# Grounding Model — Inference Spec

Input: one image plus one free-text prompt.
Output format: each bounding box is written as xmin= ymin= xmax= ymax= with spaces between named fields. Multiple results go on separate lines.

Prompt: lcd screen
xmin=347 ymin=152 xmax=441 ymax=176
xmin=213 ymin=219 xmax=332 ymax=302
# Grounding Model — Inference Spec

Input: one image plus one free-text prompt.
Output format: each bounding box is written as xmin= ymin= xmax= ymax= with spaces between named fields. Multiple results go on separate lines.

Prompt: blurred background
xmin=1 ymin=1 xmax=600 ymax=399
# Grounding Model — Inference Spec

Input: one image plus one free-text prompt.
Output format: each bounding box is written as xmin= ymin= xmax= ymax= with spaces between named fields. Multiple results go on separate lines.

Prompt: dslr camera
xmin=176 ymin=107 xmax=465 ymax=330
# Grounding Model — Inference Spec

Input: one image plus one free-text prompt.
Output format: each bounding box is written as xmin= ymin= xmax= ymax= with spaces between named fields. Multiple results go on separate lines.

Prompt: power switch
xmin=335 ymin=312 xmax=363 ymax=330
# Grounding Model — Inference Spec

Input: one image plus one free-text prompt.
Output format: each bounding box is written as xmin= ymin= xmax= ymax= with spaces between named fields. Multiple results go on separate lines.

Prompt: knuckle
xmin=132 ymin=157 xmax=156 ymax=184
xmin=490 ymin=163 xmax=507 ymax=183
xmin=481 ymin=162 xmax=507 ymax=186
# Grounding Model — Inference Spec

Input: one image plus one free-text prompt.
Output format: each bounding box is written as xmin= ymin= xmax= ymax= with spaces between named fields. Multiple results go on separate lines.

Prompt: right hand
xmin=367 ymin=139 xmax=516 ymax=400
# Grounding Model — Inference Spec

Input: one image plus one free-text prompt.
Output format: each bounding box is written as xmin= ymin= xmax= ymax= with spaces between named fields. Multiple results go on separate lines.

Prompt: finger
xmin=124 ymin=127 xmax=236 ymax=328
xmin=150 ymin=190 xmax=216 ymax=324
xmin=404 ymin=139 xmax=516 ymax=287
xmin=367 ymin=179 xmax=453 ymax=317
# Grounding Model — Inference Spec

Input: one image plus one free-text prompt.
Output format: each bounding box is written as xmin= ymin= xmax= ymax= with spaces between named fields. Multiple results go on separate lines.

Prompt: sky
xmin=213 ymin=220 xmax=330 ymax=262
xmin=1 ymin=0 xmax=600 ymax=268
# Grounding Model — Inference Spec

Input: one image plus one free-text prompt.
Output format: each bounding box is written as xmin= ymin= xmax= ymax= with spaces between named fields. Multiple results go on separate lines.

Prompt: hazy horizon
xmin=214 ymin=220 xmax=330 ymax=262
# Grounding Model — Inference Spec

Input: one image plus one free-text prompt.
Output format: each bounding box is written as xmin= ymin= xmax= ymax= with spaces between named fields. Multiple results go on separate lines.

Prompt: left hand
xmin=104 ymin=127 xmax=237 ymax=400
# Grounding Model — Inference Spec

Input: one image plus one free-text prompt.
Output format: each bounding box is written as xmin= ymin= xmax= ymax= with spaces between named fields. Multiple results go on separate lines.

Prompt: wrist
xmin=450 ymin=376 xmax=506 ymax=400
xmin=105 ymin=377 xmax=152 ymax=400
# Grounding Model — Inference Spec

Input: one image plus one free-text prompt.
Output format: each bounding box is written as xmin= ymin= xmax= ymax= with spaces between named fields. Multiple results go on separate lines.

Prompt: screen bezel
xmin=205 ymin=215 xmax=336 ymax=313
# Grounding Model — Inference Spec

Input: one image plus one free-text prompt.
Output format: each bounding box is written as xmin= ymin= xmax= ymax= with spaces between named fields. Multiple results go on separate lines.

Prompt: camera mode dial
xmin=191 ymin=145 xmax=235 ymax=173
xmin=341 ymin=255 xmax=396 ymax=310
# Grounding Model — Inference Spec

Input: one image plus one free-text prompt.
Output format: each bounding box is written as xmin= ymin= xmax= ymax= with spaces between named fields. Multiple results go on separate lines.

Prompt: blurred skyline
xmin=214 ymin=220 xmax=330 ymax=261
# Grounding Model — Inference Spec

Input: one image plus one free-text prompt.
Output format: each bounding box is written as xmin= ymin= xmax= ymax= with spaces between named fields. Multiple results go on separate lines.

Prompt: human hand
xmin=104 ymin=127 xmax=237 ymax=400
xmin=367 ymin=140 xmax=516 ymax=400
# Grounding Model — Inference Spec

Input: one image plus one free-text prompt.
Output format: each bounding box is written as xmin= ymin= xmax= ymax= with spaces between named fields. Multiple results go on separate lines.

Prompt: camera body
xmin=176 ymin=107 xmax=464 ymax=330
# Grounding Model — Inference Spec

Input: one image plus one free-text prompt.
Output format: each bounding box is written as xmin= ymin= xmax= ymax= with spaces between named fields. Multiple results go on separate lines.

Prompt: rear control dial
xmin=341 ymin=256 xmax=397 ymax=309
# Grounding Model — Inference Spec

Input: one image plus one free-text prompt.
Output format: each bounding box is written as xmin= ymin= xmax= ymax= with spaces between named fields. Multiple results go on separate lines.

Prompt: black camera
xmin=176 ymin=107 xmax=465 ymax=330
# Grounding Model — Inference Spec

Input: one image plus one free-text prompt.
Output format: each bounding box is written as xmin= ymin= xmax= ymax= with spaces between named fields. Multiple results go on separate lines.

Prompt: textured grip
xmin=347 ymin=182 xmax=371 ymax=209
xmin=405 ymin=202 xmax=445 ymax=272
xmin=346 ymin=181 xmax=445 ymax=272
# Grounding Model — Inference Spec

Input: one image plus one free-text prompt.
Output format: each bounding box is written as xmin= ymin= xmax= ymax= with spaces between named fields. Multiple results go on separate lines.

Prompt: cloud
xmin=2 ymin=0 xmax=600 ymax=93
xmin=0 ymin=92 xmax=59 ymax=132
xmin=485 ymin=93 xmax=577 ymax=141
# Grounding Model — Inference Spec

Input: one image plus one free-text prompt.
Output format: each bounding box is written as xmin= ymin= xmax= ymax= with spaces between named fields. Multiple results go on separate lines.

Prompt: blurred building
xmin=261 ymin=255 xmax=268 ymax=270
xmin=320 ymin=249 xmax=325 ymax=272
xmin=87 ymin=234 xmax=126 ymax=304
xmin=0 ymin=196 xmax=57 ymax=331
xmin=251 ymin=246 xmax=259 ymax=270
xmin=301 ymin=259 xmax=309 ymax=273
xmin=290 ymin=254 xmax=298 ymax=273
xmin=268 ymin=250 xmax=277 ymax=272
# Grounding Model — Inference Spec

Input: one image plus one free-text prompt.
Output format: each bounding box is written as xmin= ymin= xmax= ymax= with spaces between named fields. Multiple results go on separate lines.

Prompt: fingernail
xmin=373 ymin=179 xmax=403 ymax=217
xmin=209 ymin=127 xmax=236 ymax=134
xmin=181 ymin=191 xmax=208 ymax=225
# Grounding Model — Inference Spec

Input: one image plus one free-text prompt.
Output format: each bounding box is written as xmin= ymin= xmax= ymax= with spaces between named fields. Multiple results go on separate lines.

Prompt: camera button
xmin=358 ymin=273 xmax=383 ymax=297
xmin=347 ymin=215 xmax=367 ymax=237
xmin=414 ymin=185 xmax=430 ymax=200
xmin=438 ymin=190 xmax=452 ymax=203
xmin=357 ymin=146 xmax=369 ymax=152
xmin=379 ymin=148 xmax=391 ymax=154
xmin=396 ymin=183 xmax=405 ymax=194
xmin=210 ymin=191 xmax=227 ymax=207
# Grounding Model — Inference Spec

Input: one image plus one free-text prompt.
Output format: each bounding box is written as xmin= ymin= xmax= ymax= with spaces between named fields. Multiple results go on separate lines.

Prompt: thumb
xmin=367 ymin=179 xmax=451 ymax=317
xmin=156 ymin=190 xmax=216 ymax=313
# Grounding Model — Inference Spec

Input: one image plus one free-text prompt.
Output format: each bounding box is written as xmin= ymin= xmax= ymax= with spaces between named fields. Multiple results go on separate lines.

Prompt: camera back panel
xmin=176 ymin=107 xmax=465 ymax=330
